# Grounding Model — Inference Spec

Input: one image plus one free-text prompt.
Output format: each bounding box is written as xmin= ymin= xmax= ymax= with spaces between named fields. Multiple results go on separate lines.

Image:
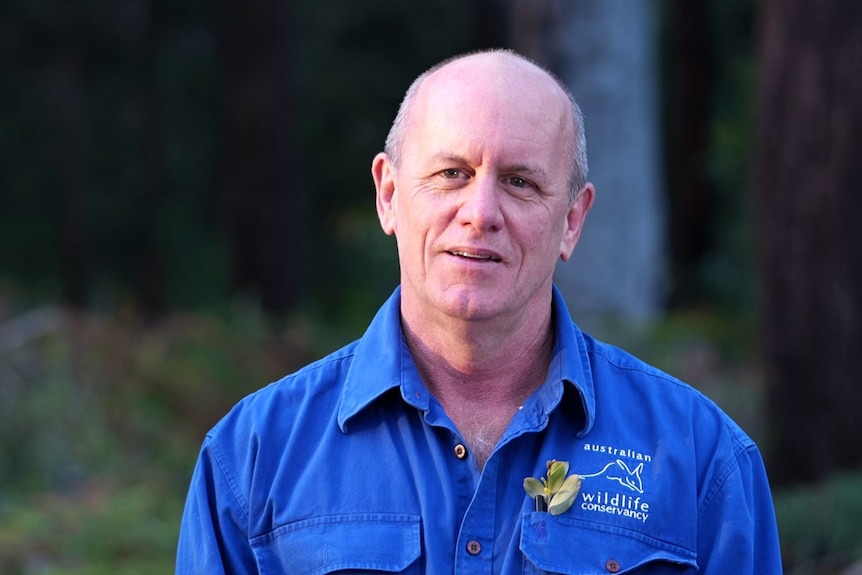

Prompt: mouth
xmin=447 ymin=250 xmax=502 ymax=263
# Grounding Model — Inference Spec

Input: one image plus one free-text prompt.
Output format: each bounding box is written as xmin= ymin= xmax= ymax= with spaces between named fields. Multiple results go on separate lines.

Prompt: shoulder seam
xmin=205 ymin=434 xmax=251 ymax=528
xmin=589 ymin=346 xmax=689 ymax=390
xmin=698 ymin=439 xmax=756 ymax=515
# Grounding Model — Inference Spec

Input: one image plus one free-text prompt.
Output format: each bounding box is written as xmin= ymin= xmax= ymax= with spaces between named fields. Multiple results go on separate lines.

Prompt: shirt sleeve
xmin=176 ymin=437 xmax=257 ymax=574
xmin=696 ymin=443 xmax=783 ymax=574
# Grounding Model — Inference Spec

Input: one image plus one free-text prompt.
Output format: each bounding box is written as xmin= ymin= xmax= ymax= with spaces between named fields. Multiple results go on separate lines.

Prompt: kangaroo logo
xmin=580 ymin=459 xmax=644 ymax=493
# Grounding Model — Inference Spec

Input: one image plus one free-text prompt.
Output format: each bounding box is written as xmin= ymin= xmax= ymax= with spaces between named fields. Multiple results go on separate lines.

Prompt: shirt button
xmin=605 ymin=559 xmax=621 ymax=573
xmin=466 ymin=540 xmax=482 ymax=555
xmin=454 ymin=443 xmax=468 ymax=459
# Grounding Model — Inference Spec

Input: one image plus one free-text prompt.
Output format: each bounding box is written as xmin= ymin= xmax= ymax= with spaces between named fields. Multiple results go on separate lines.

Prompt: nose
xmin=456 ymin=174 xmax=504 ymax=232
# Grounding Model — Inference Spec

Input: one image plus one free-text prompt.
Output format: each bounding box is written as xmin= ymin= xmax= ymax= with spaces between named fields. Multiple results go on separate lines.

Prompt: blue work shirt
xmin=177 ymin=286 xmax=782 ymax=574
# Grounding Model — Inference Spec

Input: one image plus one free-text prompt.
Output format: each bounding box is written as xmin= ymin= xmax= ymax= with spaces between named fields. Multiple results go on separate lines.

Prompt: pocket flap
xmin=251 ymin=513 xmax=421 ymax=574
xmin=521 ymin=512 xmax=697 ymax=574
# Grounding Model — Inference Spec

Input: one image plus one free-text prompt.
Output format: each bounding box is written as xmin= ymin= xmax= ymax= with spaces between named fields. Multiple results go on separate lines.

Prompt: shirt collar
xmin=337 ymin=287 xmax=406 ymax=431
xmin=549 ymin=285 xmax=596 ymax=436
xmin=337 ymin=285 xmax=596 ymax=435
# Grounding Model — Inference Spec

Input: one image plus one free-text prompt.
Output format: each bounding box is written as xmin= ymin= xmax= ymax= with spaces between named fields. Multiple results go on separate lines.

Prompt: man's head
xmin=384 ymin=50 xmax=589 ymax=203
xmin=372 ymin=49 xmax=595 ymax=327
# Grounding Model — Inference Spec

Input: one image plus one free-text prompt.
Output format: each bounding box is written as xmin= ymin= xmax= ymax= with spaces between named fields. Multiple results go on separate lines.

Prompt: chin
xmin=434 ymin=288 xmax=508 ymax=321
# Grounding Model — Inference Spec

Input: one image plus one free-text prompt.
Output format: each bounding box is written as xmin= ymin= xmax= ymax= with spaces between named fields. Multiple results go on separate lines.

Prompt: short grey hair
xmin=383 ymin=49 xmax=589 ymax=202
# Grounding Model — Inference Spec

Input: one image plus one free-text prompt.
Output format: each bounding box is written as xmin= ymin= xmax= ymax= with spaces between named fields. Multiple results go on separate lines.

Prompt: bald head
xmin=383 ymin=50 xmax=589 ymax=201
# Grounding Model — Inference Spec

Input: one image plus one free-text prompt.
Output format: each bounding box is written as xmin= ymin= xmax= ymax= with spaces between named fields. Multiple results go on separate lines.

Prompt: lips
xmin=447 ymin=249 xmax=502 ymax=262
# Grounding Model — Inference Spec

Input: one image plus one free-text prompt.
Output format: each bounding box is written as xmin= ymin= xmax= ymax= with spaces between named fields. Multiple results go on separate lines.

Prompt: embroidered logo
xmin=574 ymin=444 xmax=653 ymax=523
xmin=580 ymin=460 xmax=644 ymax=493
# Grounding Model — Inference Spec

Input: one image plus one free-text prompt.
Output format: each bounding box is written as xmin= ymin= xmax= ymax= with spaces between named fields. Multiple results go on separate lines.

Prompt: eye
xmin=440 ymin=168 xmax=463 ymax=179
xmin=503 ymin=175 xmax=536 ymax=190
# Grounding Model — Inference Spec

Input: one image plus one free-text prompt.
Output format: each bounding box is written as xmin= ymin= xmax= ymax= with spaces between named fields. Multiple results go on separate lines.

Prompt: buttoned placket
xmin=454 ymin=450 xmax=498 ymax=574
xmin=452 ymin=402 xmax=550 ymax=574
xmin=410 ymin=344 xmax=561 ymax=574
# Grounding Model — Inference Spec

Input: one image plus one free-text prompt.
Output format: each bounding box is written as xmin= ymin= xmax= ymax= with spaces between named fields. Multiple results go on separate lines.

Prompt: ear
xmin=559 ymin=183 xmax=595 ymax=261
xmin=372 ymin=152 xmax=397 ymax=235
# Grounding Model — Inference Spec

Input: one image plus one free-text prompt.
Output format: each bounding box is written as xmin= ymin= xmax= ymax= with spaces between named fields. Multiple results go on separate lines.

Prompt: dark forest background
xmin=1 ymin=0 xmax=861 ymax=572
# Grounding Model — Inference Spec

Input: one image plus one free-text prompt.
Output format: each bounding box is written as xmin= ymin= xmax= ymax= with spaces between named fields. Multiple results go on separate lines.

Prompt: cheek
xmin=400 ymin=197 xmax=452 ymax=238
xmin=393 ymin=207 xmax=432 ymax=255
xmin=520 ymin=220 xmax=555 ymax=252
xmin=521 ymin=218 xmax=567 ymax=264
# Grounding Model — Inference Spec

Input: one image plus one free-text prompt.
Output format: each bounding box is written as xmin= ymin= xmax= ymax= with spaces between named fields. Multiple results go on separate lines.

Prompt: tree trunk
xmin=755 ymin=0 xmax=862 ymax=485
xmin=129 ymin=0 xmax=166 ymax=313
xmin=664 ymin=0 xmax=713 ymax=307
xmin=512 ymin=0 xmax=667 ymax=325
xmin=216 ymin=0 xmax=304 ymax=314
xmin=49 ymin=1 xmax=90 ymax=307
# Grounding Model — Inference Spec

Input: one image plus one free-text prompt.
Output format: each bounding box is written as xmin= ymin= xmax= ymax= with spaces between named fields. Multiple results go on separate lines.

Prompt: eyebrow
xmin=503 ymin=163 xmax=547 ymax=179
xmin=430 ymin=153 xmax=470 ymax=166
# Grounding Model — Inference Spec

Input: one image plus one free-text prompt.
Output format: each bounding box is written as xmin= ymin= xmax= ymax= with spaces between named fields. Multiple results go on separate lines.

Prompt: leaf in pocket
xmin=548 ymin=474 xmax=582 ymax=516
xmin=523 ymin=477 xmax=546 ymax=499
xmin=546 ymin=460 xmax=569 ymax=493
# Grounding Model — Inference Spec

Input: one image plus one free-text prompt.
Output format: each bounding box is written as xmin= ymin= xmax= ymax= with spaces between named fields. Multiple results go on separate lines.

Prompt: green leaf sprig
xmin=523 ymin=459 xmax=582 ymax=516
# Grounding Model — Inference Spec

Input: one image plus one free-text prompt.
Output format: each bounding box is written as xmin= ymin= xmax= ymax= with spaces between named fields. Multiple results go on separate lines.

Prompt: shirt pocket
xmin=520 ymin=512 xmax=697 ymax=575
xmin=250 ymin=512 xmax=421 ymax=575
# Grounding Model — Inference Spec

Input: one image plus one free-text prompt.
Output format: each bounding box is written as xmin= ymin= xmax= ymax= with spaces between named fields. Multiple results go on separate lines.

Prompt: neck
xmin=401 ymin=300 xmax=556 ymax=468
xmin=403 ymin=315 xmax=554 ymax=403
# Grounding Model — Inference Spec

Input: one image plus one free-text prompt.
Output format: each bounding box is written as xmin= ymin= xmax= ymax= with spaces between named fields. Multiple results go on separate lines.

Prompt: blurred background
xmin=1 ymin=0 xmax=861 ymax=572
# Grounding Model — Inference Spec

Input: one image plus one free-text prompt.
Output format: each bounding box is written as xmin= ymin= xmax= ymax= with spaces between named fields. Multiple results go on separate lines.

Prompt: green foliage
xmin=0 ymin=480 xmax=179 ymax=575
xmin=774 ymin=472 xmax=862 ymax=574
xmin=0 ymin=300 xmax=340 ymax=572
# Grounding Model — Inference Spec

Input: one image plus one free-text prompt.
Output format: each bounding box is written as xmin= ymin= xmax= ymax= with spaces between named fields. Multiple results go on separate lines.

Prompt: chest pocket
xmin=520 ymin=512 xmax=697 ymax=575
xmin=250 ymin=513 xmax=421 ymax=575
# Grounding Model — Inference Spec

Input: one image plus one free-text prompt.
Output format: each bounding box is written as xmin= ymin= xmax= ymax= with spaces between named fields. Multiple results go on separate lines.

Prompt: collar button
xmin=454 ymin=443 xmax=468 ymax=459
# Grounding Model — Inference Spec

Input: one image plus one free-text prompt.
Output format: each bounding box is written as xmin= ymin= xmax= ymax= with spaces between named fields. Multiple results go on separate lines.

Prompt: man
xmin=177 ymin=49 xmax=782 ymax=573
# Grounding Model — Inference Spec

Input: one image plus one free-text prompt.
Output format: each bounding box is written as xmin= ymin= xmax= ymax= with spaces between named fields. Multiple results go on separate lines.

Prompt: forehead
xmin=404 ymin=55 xmax=573 ymax=173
